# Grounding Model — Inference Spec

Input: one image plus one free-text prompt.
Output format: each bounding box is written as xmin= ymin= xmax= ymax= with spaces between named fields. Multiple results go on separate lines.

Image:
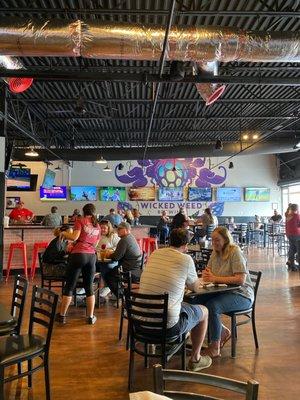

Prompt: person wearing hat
xmin=9 ymin=201 xmax=34 ymax=224
xmin=105 ymin=221 xmax=142 ymax=300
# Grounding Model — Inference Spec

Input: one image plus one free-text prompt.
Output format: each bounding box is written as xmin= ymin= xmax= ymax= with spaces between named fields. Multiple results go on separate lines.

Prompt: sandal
xmin=220 ymin=333 xmax=231 ymax=349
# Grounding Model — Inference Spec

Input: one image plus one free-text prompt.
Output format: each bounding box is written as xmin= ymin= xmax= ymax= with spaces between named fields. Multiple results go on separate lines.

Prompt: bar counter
xmin=3 ymin=224 xmax=152 ymax=272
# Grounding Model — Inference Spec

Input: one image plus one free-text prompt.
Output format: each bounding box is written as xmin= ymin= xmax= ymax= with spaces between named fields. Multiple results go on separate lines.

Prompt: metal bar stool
xmin=6 ymin=242 xmax=28 ymax=282
xmin=30 ymin=241 xmax=49 ymax=280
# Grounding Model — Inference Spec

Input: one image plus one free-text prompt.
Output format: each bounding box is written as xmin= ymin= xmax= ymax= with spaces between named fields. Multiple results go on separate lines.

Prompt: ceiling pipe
xmin=13 ymin=139 xmax=298 ymax=161
xmin=0 ymin=56 xmax=33 ymax=93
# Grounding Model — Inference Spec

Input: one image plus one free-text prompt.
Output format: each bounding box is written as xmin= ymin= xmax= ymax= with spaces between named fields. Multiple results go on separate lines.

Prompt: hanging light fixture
xmin=214 ymin=139 xmax=223 ymax=150
xmin=229 ymin=161 xmax=234 ymax=169
xmin=103 ymin=165 xmax=112 ymax=172
xmin=25 ymin=148 xmax=39 ymax=157
xmin=95 ymin=156 xmax=107 ymax=164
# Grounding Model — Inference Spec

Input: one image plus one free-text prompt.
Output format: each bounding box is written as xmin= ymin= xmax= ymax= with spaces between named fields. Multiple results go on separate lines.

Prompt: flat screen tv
xmin=245 ymin=187 xmax=270 ymax=202
xmin=99 ymin=186 xmax=126 ymax=202
xmin=70 ymin=186 xmax=97 ymax=201
xmin=42 ymin=169 xmax=56 ymax=188
xmin=216 ymin=187 xmax=242 ymax=202
xmin=128 ymin=187 xmax=156 ymax=201
xmin=188 ymin=187 xmax=212 ymax=202
xmin=6 ymin=167 xmax=31 ymax=189
xmin=7 ymin=174 xmax=38 ymax=192
xmin=158 ymin=187 xmax=184 ymax=201
xmin=40 ymin=186 xmax=67 ymax=201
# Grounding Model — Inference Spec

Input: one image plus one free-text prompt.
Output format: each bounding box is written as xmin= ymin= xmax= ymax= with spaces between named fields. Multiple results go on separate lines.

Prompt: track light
xmin=229 ymin=162 xmax=234 ymax=169
xmin=169 ymin=61 xmax=185 ymax=81
xmin=95 ymin=156 xmax=107 ymax=164
xmin=117 ymin=163 xmax=124 ymax=171
xmin=25 ymin=148 xmax=39 ymax=157
xmin=103 ymin=165 xmax=112 ymax=172
xmin=214 ymin=139 xmax=223 ymax=150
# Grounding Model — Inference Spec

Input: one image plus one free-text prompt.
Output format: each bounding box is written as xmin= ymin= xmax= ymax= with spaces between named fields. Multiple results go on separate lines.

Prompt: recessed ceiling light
xmin=242 ymin=134 xmax=249 ymax=140
xmin=25 ymin=148 xmax=39 ymax=157
xmin=103 ymin=165 xmax=112 ymax=172
xmin=95 ymin=156 xmax=107 ymax=164
xmin=253 ymin=134 xmax=259 ymax=139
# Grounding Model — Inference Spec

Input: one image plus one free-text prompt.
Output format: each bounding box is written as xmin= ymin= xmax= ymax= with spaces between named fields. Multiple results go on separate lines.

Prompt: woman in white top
xmin=96 ymin=220 xmax=120 ymax=297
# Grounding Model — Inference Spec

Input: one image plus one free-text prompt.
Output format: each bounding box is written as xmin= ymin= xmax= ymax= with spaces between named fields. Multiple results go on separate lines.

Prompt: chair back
xmin=11 ymin=275 xmax=29 ymax=335
xmin=249 ymin=270 xmax=262 ymax=311
xmin=119 ymin=269 xmax=132 ymax=297
xmin=28 ymin=286 xmax=58 ymax=351
xmin=153 ymin=364 xmax=259 ymax=400
xmin=125 ymin=291 xmax=169 ymax=345
xmin=38 ymin=252 xmax=46 ymax=279
xmin=140 ymin=251 xmax=146 ymax=270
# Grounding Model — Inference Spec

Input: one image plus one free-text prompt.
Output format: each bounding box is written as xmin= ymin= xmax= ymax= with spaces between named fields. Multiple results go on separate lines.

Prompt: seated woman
xmin=42 ymin=225 xmax=73 ymax=277
xmin=201 ymin=226 xmax=254 ymax=358
xmin=95 ymin=220 xmax=120 ymax=298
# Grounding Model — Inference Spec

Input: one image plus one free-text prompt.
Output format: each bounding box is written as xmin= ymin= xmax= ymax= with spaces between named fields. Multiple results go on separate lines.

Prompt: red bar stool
xmin=6 ymin=242 xmax=28 ymax=282
xmin=31 ymin=242 xmax=49 ymax=280
xmin=142 ymin=237 xmax=158 ymax=256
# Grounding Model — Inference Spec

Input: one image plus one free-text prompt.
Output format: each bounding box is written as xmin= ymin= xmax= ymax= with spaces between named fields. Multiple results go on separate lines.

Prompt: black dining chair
xmin=223 ymin=270 xmax=262 ymax=358
xmin=0 ymin=275 xmax=28 ymax=337
xmin=125 ymin=291 xmax=186 ymax=391
xmin=153 ymin=364 xmax=259 ymax=400
xmin=118 ymin=270 xmax=133 ymax=349
xmin=0 ymin=286 xmax=58 ymax=400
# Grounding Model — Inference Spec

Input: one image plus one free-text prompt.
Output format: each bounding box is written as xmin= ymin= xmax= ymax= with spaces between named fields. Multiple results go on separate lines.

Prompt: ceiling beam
xmin=0 ymin=8 xmax=299 ymax=18
xmin=2 ymin=69 xmax=300 ymax=85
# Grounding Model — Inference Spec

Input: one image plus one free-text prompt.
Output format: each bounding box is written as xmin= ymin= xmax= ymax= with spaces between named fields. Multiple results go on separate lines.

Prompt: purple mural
xmin=115 ymin=158 xmax=227 ymax=188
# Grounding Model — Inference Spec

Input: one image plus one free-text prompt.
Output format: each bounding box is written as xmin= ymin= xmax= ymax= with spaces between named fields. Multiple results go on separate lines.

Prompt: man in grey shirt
xmin=105 ymin=222 xmax=142 ymax=298
xmin=42 ymin=206 xmax=62 ymax=227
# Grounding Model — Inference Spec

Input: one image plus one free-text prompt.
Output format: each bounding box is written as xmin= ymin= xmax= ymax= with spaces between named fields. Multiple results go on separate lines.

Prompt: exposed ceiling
xmin=1 ymin=0 xmax=300 ymax=162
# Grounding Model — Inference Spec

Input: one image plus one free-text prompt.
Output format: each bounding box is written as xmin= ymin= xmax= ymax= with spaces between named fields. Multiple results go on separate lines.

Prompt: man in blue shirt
xmin=103 ymin=208 xmax=123 ymax=227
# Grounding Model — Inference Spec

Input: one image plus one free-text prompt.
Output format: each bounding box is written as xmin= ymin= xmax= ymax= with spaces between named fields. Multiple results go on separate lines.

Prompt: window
xmin=281 ymin=185 xmax=300 ymax=212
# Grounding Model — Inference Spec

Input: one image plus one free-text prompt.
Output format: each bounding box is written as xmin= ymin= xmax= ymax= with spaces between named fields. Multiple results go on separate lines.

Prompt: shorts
xmin=166 ymin=302 xmax=203 ymax=338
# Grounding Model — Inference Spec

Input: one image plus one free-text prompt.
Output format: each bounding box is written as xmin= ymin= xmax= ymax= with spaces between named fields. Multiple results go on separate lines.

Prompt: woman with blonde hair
xmin=96 ymin=220 xmax=120 ymax=298
xmin=201 ymin=226 xmax=254 ymax=357
xmin=124 ymin=209 xmax=134 ymax=225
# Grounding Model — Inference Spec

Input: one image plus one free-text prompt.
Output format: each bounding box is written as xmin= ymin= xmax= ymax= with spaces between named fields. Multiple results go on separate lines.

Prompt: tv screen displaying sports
xmin=216 ymin=187 xmax=242 ymax=202
xmin=245 ymin=187 xmax=270 ymax=202
xmin=42 ymin=169 xmax=56 ymax=188
xmin=7 ymin=174 xmax=38 ymax=192
xmin=158 ymin=187 xmax=184 ymax=201
xmin=6 ymin=167 xmax=31 ymax=189
xmin=70 ymin=186 xmax=97 ymax=201
xmin=188 ymin=187 xmax=212 ymax=202
xmin=40 ymin=186 xmax=67 ymax=201
xmin=99 ymin=187 xmax=126 ymax=202
xmin=128 ymin=187 xmax=156 ymax=201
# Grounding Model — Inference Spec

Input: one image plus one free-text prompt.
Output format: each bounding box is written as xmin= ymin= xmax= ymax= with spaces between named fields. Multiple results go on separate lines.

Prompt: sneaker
xmin=99 ymin=287 xmax=111 ymax=297
xmin=55 ymin=313 xmax=67 ymax=324
xmin=187 ymin=355 xmax=212 ymax=372
xmin=87 ymin=315 xmax=97 ymax=325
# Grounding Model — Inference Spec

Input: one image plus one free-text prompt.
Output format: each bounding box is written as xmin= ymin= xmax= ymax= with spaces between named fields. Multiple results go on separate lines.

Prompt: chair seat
xmin=224 ymin=307 xmax=253 ymax=317
xmin=0 ymin=334 xmax=45 ymax=365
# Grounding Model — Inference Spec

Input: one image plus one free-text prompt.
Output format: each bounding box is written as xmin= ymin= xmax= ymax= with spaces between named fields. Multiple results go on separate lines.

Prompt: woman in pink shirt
xmin=285 ymin=203 xmax=300 ymax=271
xmin=56 ymin=203 xmax=100 ymax=324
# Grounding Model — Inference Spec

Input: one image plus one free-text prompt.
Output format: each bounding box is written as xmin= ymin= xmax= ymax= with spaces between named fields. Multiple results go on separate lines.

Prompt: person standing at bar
xmin=56 ymin=203 xmax=100 ymax=325
xmin=42 ymin=206 xmax=62 ymax=227
xmin=9 ymin=201 xmax=34 ymax=224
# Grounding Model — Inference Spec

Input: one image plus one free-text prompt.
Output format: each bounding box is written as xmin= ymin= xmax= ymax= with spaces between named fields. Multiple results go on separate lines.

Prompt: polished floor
xmin=0 ymin=247 xmax=300 ymax=399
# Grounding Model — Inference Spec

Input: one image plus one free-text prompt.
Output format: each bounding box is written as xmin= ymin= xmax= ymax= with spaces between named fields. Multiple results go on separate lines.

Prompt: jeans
xmin=159 ymin=226 xmax=169 ymax=244
xmin=96 ymin=260 xmax=118 ymax=283
xmin=287 ymin=235 xmax=300 ymax=266
xmin=202 ymin=292 xmax=252 ymax=341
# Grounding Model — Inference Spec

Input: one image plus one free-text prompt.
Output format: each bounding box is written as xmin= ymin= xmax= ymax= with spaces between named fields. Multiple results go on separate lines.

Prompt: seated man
xmin=139 ymin=228 xmax=212 ymax=372
xmin=105 ymin=222 xmax=142 ymax=300
xmin=42 ymin=225 xmax=73 ymax=277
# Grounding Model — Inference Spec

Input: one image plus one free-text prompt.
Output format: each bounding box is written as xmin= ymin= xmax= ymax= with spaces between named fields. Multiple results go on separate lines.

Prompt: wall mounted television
xmin=40 ymin=186 xmax=67 ymax=201
xmin=158 ymin=187 xmax=184 ymax=201
xmin=42 ymin=169 xmax=56 ymax=188
xmin=128 ymin=187 xmax=156 ymax=201
xmin=70 ymin=186 xmax=97 ymax=201
xmin=99 ymin=186 xmax=126 ymax=202
xmin=216 ymin=187 xmax=242 ymax=202
xmin=244 ymin=187 xmax=270 ymax=202
xmin=188 ymin=187 xmax=212 ymax=202
xmin=6 ymin=167 xmax=31 ymax=189
xmin=7 ymin=174 xmax=38 ymax=192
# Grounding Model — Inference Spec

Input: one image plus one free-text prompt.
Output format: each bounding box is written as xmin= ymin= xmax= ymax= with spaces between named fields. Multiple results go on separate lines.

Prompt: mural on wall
xmin=115 ymin=158 xmax=227 ymax=216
